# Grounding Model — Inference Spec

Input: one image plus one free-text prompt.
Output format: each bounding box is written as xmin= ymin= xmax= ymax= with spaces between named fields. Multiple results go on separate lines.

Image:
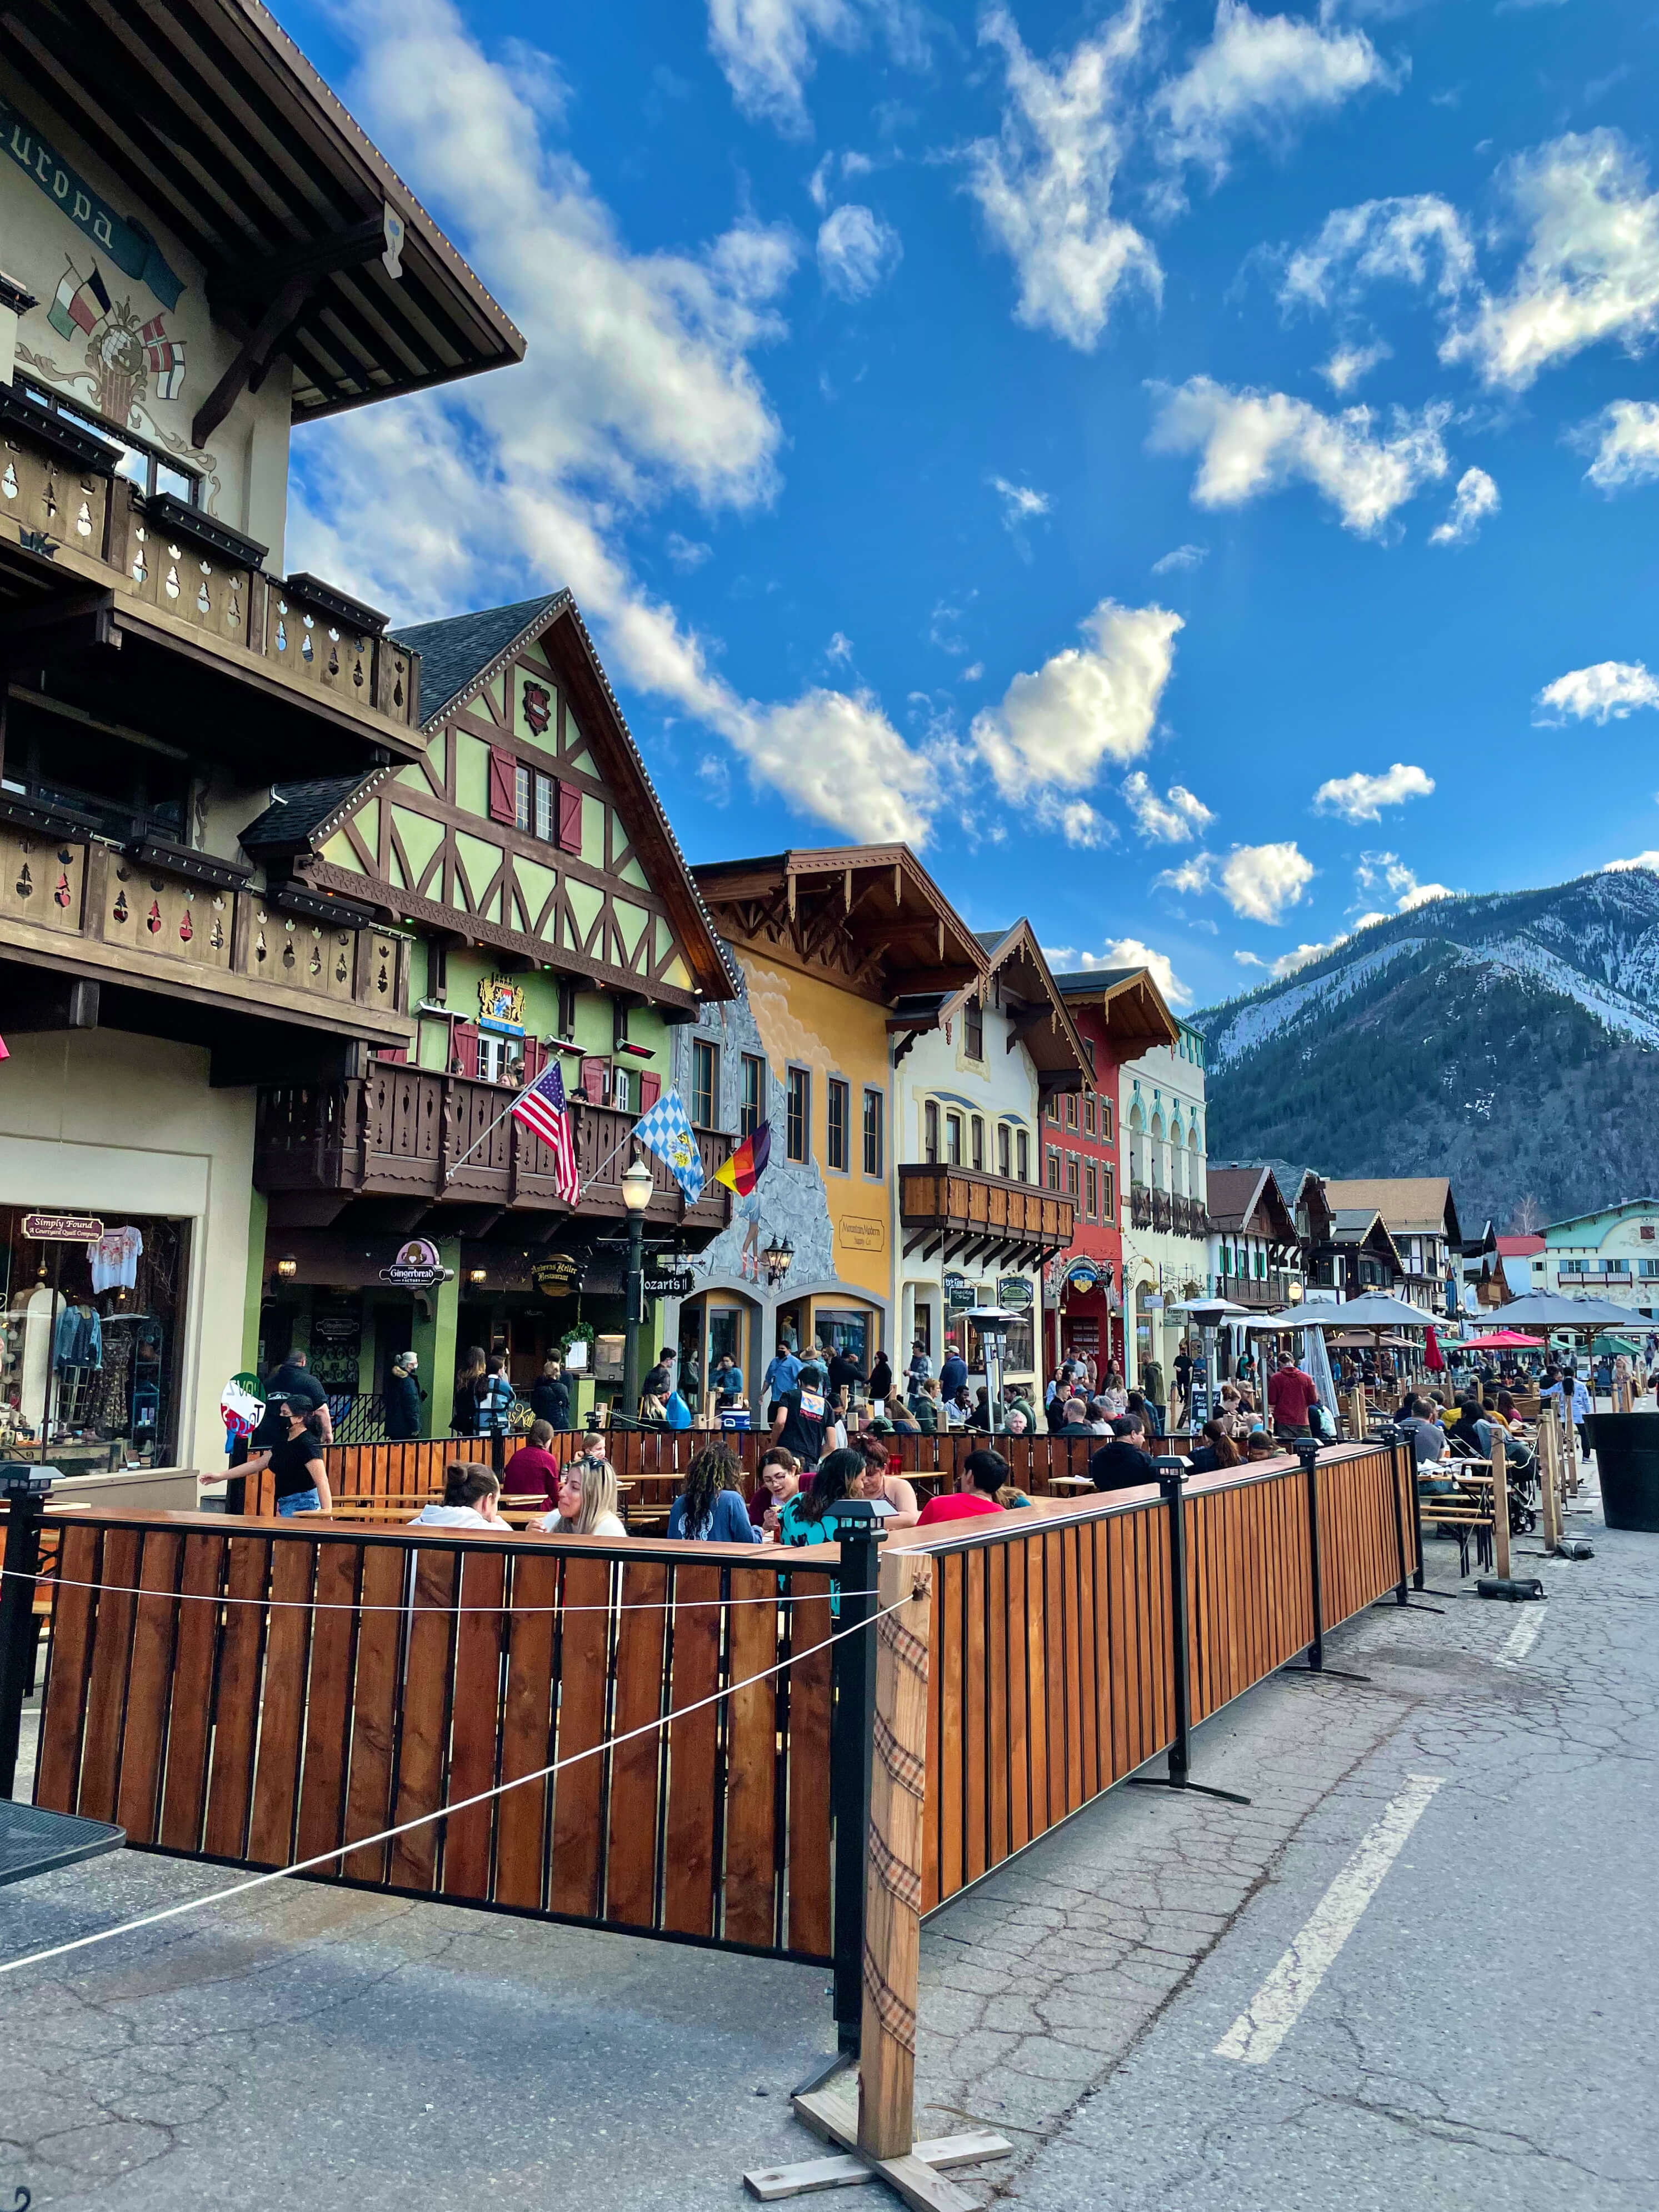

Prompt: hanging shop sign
xmin=1062 ymin=1259 xmax=1101 ymax=1293
xmin=379 ymin=1236 xmax=455 ymax=1289
xmin=646 ymin=1269 xmax=696 ymax=1300
xmin=997 ymin=1277 xmax=1035 ymax=1312
xmin=23 ymin=1212 xmax=104 ymax=1242
xmin=943 ymin=1271 xmax=976 ymax=1313
xmin=532 ymin=1252 xmax=583 ymax=1299
xmin=478 ymin=975 xmax=526 ymax=1032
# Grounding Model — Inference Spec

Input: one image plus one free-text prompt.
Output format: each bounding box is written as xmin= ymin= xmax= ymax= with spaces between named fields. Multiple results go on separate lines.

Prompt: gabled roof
xmin=1323 ymin=1177 xmax=1461 ymax=1246
xmin=1327 ymin=1207 xmax=1405 ymax=1270
xmin=393 ymin=596 xmax=566 ymax=729
xmin=1496 ymin=1235 xmax=1546 ymax=1256
xmin=695 ymin=845 xmax=986 ymax=1002
xmin=953 ymin=921 xmax=1092 ymax=1086
xmin=257 ymin=590 xmax=737 ymax=1002
xmin=1048 ymin=963 xmax=1181 ymax=1053
xmin=1544 ymin=1197 xmax=1659 ymax=1235
xmin=1205 ymin=1164 xmax=1300 ymax=1245
xmin=240 ymin=776 xmax=373 ymax=853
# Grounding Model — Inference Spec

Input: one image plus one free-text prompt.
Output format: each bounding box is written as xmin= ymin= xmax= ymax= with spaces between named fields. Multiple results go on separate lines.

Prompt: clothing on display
xmin=88 ymin=1225 xmax=144 ymax=1294
xmin=53 ymin=1302 xmax=103 ymax=1370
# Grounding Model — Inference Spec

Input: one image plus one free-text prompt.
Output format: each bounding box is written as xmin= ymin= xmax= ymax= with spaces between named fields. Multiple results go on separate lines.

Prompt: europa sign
xmin=379 ymin=1237 xmax=455 ymax=1289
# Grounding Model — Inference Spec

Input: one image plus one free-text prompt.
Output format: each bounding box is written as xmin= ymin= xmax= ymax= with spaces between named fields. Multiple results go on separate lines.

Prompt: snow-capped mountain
xmin=1193 ymin=869 xmax=1659 ymax=1229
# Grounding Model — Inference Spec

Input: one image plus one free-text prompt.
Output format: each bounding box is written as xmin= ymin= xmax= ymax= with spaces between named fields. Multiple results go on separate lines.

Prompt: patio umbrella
xmin=1294 ymin=1292 xmax=1434 ymax=1330
xmin=1496 ymin=1291 xmax=1642 ymax=1331
xmin=1461 ymin=1330 xmax=1545 ymax=1350
xmin=1425 ymin=1325 xmax=1445 ymax=1372
xmin=1305 ymin=1322 xmax=1340 ymax=1420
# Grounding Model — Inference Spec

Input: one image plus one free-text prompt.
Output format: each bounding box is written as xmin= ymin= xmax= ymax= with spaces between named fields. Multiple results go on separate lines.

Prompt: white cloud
xmin=1396 ymin=879 xmax=1455 ymax=911
xmin=1314 ymin=762 xmax=1435 ymax=821
xmin=706 ymin=0 xmax=925 ymax=134
xmin=1446 ymin=132 xmax=1659 ymax=391
xmin=1605 ymin=851 xmax=1659 ymax=873
xmin=1236 ymin=935 xmax=1345 ymax=980
xmin=1578 ymin=399 xmax=1659 ymax=491
xmin=1154 ymin=852 xmax=1216 ymax=897
xmin=288 ymin=0 xmax=952 ymax=853
xmin=966 ymin=1 xmax=1161 ymax=352
xmin=1148 ymin=377 xmax=1451 ymax=536
xmin=1151 ymin=0 xmax=1398 ymax=196
xmin=991 ymin=475 xmax=1053 ymax=527
xmin=1048 ymin=937 xmax=1192 ymax=1005
xmin=971 ymin=601 xmax=1182 ymax=821
xmin=697 ymin=752 xmax=732 ymax=804
xmin=1355 ymin=850 xmax=1455 ymax=912
xmin=1534 ymin=660 xmax=1659 ymax=725
xmin=665 ymin=532 xmax=712 ymax=568
xmin=1151 ymin=541 xmax=1209 ymax=573
xmin=1123 ymin=771 xmax=1214 ymax=841
xmin=826 ymin=630 xmax=853 ymax=663
xmin=816 ymin=203 xmax=903 ymax=297
xmin=1429 ymin=465 xmax=1499 ymax=545
xmin=1318 ymin=338 xmax=1391 ymax=393
xmin=1221 ymin=841 xmax=1314 ymax=922
xmin=1279 ymin=193 xmax=1476 ymax=313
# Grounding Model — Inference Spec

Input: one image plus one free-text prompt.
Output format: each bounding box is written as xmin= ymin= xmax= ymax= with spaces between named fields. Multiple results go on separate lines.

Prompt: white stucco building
xmin=1118 ymin=1021 xmax=1210 ymax=1389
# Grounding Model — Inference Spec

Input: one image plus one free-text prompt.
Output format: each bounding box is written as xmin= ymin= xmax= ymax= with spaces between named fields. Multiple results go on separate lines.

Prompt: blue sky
xmin=282 ymin=0 xmax=1659 ymax=1011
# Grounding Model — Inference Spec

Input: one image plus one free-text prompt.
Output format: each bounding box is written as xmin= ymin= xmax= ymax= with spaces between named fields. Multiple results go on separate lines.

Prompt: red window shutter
xmin=557 ymin=780 xmax=583 ymax=854
xmin=487 ymin=748 xmax=517 ymax=826
xmin=373 ymin=1045 xmax=409 ymax=1065
xmin=452 ymin=1022 xmax=479 ymax=1080
xmin=579 ymin=1054 xmax=607 ymax=1103
xmin=521 ymin=1037 xmax=544 ymax=1083
xmin=640 ymin=1071 xmax=661 ymax=1111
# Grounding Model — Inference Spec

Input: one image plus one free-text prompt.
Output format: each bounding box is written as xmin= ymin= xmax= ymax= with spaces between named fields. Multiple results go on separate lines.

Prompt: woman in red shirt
xmin=917 ymin=1449 xmax=1010 ymax=1526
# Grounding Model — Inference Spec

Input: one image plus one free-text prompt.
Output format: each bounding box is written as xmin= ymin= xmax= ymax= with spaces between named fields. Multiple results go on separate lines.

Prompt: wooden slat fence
xmin=32 ymin=1515 xmax=836 ymax=1961
xmin=28 ymin=1441 xmax=1413 ymax=1974
xmin=912 ymin=1441 xmax=1412 ymax=1914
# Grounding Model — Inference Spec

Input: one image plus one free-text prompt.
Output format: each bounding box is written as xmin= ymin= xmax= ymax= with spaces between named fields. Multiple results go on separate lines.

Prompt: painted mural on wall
xmin=2 ymin=93 xmax=221 ymax=499
xmin=673 ymin=987 xmax=835 ymax=1291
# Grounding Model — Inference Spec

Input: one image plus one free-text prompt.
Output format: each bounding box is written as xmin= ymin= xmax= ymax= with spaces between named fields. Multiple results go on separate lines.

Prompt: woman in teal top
xmin=774 ymin=1449 xmax=865 ymax=1616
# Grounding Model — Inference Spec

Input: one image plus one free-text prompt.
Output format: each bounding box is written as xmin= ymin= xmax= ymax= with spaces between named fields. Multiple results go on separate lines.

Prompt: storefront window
xmin=816 ymin=1308 xmax=870 ymax=1369
xmin=1 ymin=1207 xmax=186 ymax=1466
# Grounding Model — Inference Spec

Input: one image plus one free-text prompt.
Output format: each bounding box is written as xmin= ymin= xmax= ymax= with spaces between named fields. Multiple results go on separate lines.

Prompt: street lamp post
xmin=620 ymin=1156 xmax=654 ymax=1426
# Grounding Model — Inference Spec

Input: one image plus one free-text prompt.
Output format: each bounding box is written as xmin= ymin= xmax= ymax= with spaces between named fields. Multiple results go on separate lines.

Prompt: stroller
xmin=1446 ymin=1430 xmax=1537 ymax=1535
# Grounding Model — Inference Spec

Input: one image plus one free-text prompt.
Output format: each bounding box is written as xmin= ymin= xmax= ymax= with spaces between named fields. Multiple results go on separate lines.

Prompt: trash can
xmin=1585 ymin=1412 xmax=1659 ymax=1532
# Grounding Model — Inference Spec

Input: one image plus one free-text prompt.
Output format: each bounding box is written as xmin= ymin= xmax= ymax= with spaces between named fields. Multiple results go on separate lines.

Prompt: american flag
xmin=511 ymin=1061 xmax=581 ymax=1203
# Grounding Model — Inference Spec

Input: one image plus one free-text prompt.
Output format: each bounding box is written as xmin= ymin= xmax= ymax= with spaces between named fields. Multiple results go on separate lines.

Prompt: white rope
xmin=2 ymin=1565 xmax=835 ymax=1614
xmin=0 ymin=1589 xmax=915 ymax=1981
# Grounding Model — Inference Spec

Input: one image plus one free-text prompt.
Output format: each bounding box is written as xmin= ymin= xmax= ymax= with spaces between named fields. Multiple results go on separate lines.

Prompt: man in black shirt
xmin=1090 ymin=1415 xmax=1157 ymax=1493
xmin=253 ymin=1352 xmax=331 ymax=1449
xmin=642 ymin=1347 xmax=675 ymax=1401
xmin=771 ymin=1360 xmax=829 ymax=1467
xmin=827 ymin=1346 xmax=862 ymax=1399
xmin=1053 ymin=1395 xmax=1097 ymax=1439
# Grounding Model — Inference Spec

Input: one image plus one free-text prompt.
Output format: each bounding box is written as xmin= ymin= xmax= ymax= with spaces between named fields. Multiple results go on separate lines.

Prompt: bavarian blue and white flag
xmin=631 ymin=1088 xmax=706 ymax=1203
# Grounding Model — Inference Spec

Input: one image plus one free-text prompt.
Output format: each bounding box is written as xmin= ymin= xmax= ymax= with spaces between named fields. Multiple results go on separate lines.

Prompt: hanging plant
xmin=558 ymin=1319 xmax=596 ymax=1359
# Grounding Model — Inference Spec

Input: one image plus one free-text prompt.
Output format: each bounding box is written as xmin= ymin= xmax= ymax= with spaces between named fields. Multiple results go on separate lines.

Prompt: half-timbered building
xmin=247 ymin=593 xmax=737 ymax=1426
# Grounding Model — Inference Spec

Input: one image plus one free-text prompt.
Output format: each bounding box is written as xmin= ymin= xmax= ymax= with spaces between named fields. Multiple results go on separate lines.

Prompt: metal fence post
xmin=1297 ymin=1436 xmax=1325 ymax=1672
xmin=1378 ymin=1424 xmax=1410 ymax=1606
xmin=0 ymin=1466 xmax=52 ymax=1800
xmin=1161 ymin=1459 xmax=1194 ymax=1787
xmin=829 ymin=1500 xmax=883 ymax=2055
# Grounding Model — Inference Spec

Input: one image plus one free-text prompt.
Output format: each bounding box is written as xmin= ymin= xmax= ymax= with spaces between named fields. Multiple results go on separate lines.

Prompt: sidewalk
xmin=2 ymin=1482 xmax=1647 ymax=2210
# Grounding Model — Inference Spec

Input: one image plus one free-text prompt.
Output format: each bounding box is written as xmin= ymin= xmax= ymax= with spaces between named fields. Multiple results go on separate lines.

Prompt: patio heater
xmin=967 ymin=1307 xmax=1015 ymax=1434
xmin=619 ymin=1156 xmax=654 ymax=1427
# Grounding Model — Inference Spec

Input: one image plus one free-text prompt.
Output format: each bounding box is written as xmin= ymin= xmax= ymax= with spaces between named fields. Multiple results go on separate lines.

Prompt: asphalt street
xmin=1 ymin=1493 xmax=1652 ymax=2211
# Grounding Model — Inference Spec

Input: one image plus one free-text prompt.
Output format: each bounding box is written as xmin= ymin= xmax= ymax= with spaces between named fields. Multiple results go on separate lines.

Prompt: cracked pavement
xmin=2 ymin=1486 xmax=1653 ymax=2210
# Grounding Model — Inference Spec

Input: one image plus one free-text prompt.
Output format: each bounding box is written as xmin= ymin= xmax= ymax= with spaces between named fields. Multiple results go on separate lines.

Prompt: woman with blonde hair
xmin=536 ymin=1457 xmax=626 ymax=1537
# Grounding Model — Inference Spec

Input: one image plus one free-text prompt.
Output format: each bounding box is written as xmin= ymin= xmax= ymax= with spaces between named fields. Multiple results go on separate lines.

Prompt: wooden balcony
xmin=0 ymin=389 xmax=421 ymax=762
xmin=1128 ymin=1185 xmax=1210 ymax=1239
xmin=254 ymin=1066 xmax=734 ymax=1237
xmin=0 ymin=816 xmax=410 ymax=1046
xmin=899 ymin=1162 xmax=1073 ymax=1270
xmin=1221 ymin=1271 xmax=1297 ymax=1310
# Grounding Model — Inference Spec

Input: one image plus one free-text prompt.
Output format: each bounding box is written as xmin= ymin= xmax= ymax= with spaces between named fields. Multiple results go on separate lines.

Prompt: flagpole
xmin=578 ymin=1128 xmax=641 ymax=1202
xmin=442 ymin=1090 xmax=527 ymax=1186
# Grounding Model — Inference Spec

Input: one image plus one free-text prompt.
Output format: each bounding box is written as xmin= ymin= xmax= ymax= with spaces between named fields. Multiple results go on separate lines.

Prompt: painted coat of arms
xmin=47 ymin=256 xmax=186 ymax=425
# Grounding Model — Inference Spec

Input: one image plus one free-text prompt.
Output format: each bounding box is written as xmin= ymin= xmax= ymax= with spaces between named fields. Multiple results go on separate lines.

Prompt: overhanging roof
xmin=1050 ymin=963 xmax=1181 ymax=1052
xmin=0 ymin=0 xmax=524 ymax=423
xmin=1206 ymin=1164 xmax=1299 ymax=1245
xmin=1324 ymin=1177 xmax=1461 ymax=1246
xmin=946 ymin=921 xmax=1092 ymax=1086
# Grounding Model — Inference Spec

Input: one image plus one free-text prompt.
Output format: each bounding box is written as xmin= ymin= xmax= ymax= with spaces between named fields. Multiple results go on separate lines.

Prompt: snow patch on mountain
xmin=1473 ymin=936 xmax=1659 ymax=1048
xmin=1206 ymin=938 xmax=1427 ymax=1066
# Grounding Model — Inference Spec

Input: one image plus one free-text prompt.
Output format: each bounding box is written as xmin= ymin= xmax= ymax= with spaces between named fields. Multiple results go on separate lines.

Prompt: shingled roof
xmin=239 ymin=776 xmax=372 ymax=852
xmin=392 ymin=593 xmax=568 ymax=728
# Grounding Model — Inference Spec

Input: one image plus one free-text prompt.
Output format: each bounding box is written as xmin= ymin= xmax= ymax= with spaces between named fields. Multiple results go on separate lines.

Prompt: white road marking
xmin=1497 ymin=1607 xmax=1546 ymax=1667
xmin=1215 ymin=1774 xmax=1445 ymax=2065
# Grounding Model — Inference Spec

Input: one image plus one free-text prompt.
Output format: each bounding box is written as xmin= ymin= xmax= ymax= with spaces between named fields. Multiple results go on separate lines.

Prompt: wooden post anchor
xmin=747 ymin=1551 xmax=1013 ymax=2210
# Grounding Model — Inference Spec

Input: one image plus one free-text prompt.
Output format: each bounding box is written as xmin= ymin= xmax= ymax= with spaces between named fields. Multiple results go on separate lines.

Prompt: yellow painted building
xmin=669 ymin=850 xmax=985 ymax=1399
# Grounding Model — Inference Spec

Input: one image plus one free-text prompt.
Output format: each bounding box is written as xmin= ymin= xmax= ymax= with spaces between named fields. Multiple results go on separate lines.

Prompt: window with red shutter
xmin=557 ymin=781 xmax=583 ymax=854
xmin=639 ymin=1071 xmax=661 ymax=1111
xmin=521 ymin=1037 xmax=545 ymax=1084
xmin=451 ymin=1022 xmax=480 ymax=1080
xmin=487 ymin=748 xmax=517 ymax=826
xmin=372 ymin=1045 xmax=409 ymax=1065
xmin=578 ymin=1055 xmax=607 ymax=1103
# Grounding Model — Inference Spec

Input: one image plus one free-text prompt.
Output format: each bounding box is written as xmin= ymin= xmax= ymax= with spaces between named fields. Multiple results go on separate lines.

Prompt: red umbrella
xmin=1425 ymin=1325 xmax=1445 ymax=1372
xmin=1460 ymin=1330 xmax=1545 ymax=1349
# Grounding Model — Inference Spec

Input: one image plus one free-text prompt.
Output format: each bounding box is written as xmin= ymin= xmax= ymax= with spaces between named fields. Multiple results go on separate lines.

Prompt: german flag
xmin=714 ymin=1118 xmax=771 ymax=1195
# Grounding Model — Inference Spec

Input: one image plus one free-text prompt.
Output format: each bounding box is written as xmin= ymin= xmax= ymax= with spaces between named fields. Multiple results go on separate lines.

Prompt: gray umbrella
xmin=1292 ymin=1293 xmax=1435 ymax=1330
xmin=1492 ymin=1291 xmax=1643 ymax=1331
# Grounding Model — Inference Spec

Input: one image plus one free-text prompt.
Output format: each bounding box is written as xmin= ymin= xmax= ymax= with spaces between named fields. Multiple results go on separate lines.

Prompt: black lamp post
xmin=620 ymin=1157 xmax=654 ymax=1426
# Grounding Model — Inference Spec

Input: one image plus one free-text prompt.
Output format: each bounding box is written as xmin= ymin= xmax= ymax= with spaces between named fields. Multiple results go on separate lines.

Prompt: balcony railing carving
xmin=899 ymin=1162 xmax=1073 ymax=1264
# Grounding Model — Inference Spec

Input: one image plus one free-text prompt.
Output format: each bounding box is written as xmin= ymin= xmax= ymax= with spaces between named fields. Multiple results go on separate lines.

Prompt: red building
xmin=1045 ymin=967 xmax=1181 ymax=1377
